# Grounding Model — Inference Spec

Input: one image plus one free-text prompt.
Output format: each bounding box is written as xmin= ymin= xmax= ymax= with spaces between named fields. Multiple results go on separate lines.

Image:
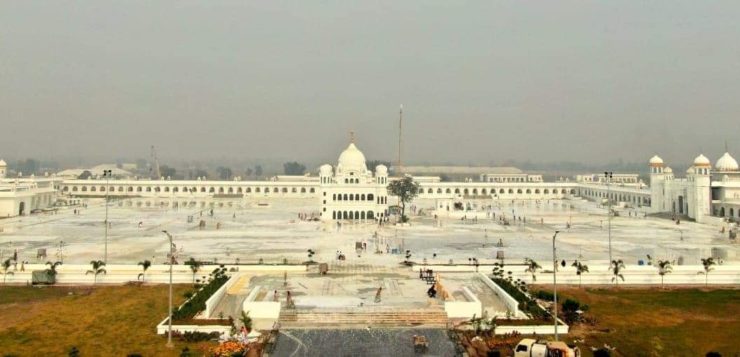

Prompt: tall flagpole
xmin=397 ymin=104 xmax=403 ymax=175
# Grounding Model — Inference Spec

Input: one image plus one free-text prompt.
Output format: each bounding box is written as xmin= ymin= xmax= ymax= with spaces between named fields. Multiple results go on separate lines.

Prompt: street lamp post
xmin=552 ymin=230 xmax=561 ymax=341
xmin=103 ymin=169 xmax=111 ymax=264
xmin=162 ymin=230 xmax=175 ymax=348
xmin=604 ymin=171 xmax=613 ymax=263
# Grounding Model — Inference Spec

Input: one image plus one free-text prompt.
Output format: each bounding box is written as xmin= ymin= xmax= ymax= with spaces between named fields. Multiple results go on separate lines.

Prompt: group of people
xmin=3 ymin=249 xmax=27 ymax=272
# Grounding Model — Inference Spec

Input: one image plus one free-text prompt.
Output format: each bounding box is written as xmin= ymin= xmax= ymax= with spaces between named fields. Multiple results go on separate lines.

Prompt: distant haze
xmin=1 ymin=1 xmax=738 ymax=166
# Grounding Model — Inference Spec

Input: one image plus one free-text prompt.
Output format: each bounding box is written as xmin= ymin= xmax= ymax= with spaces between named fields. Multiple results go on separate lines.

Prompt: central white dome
xmin=337 ymin=143 xmax=367 ymax=173
xmin=715 ymin=152 xmax=739 ymax=171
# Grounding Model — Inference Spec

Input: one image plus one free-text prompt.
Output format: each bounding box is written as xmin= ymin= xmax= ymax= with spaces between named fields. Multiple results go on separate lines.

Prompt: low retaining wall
xmin=155 ymin=317 xmax=232 ymax=335
xmin=242 ymin=285 xmax=281 ymax=320
xmin=445 ymin=286 xmax=482 ymax=319
xmin=478 ymin=273 xmax=520 ymax=317
xmin=204 ymin=274 xmax=239 ymax=318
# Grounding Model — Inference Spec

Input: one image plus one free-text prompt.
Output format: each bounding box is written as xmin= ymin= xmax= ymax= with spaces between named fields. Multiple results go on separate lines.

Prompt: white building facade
xmin=318 ymin=140 xmax=390 ymax=221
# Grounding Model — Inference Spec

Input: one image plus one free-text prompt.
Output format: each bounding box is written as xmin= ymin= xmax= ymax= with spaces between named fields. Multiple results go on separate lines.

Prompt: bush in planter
xmin=172 ymin=268 xmax=229 ymax=321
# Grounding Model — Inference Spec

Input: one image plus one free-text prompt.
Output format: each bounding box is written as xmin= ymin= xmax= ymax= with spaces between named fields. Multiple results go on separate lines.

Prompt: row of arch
xmin=63 ymin=185 xmax=315 ymax=195
xmin=331 ymin=210 xmax=380 ymax=220
xmin=332 ymin=193 xmax=374 ymax=201
xmin=580 ymin=188 xmax=650 ymax=205
xmin=417 ymin=187 xmax=576 ymax=196
xmin=717 ymin=206 xmax=740 ymax=219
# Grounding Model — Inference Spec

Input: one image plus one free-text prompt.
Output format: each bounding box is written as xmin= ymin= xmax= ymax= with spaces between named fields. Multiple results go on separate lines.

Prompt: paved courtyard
xmin=0 ymin=197 xmax=737 ymax=266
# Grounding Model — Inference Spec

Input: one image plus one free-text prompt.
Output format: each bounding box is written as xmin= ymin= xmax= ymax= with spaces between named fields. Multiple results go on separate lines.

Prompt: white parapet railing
xmin=0 ymin=263 xmax=306 ymax=285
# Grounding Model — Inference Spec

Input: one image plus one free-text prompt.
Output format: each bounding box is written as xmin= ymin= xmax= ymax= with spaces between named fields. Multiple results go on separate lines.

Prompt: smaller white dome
xmin=319 ymin=164 xmax=333 ymax=175
xmin=664 ymin=167 xmax=673 ymax=173
xmin=715 ymin=152 xmax=739 ymax=171
xmin=375 ymin=165 xmax=388 ymax=175
xmin=649 ymin=155 xmax=664 ymax=166
xmin=0 ymin=159 xmax=6 ymax=166
xmin=693 ymin=154 xmax=711 ymax=167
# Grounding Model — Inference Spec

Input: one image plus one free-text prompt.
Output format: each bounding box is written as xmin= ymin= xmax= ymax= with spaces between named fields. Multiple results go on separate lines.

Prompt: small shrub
xmin=68 ymin=347 xmax=80 ymax=357
xmin=535 ymin=290 xmax=554 ymax=301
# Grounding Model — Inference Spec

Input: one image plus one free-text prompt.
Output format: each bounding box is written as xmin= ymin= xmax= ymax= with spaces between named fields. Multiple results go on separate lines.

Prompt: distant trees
xmin=254 ymin=165 xmax=263 ymax=177
xmin=386 ymin=175 xmax=420 ymax=222
xmin=193 ymin=169 xmax=209 ymax=179
xmin=244 ymin=168 xmax=254 ymax=177
xmin=283 ymin=162 xmax=306 ymax=175
xmin=13 ymin=159 xmax=40 ymax=176
xmin=78 ymin=170 xmax=93 ymax=179
xmin=160 ymin=165 xmax=176 ymax=179
xmin=217 ymin=167 xmax=233 ymax=180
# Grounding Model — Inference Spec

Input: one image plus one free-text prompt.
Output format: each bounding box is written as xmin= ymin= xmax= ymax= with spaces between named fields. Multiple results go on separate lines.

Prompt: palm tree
xmin=86 ymin=260 xmax=106 ymax=285
xmin=571 ymin=260 xmax=589 ymax=288
xmin=699 ymin=257 xmax=715 ymax=287
xmin=610 ymin=259 xmax=625 ymax=287
xmin=45 ymin=261 xmax=62 ymax=282
xmin=185 ymin=257 xmax=201 ymax=284
xmin=2 ymin=259 xmax=13 ymax=284
xmin=656 ymin=260 xmax=672 ymax=288
xmin=138 ymin=260 xmax=151 ymax=282
xmin=524 ymin=258 xmax=541 ymax=282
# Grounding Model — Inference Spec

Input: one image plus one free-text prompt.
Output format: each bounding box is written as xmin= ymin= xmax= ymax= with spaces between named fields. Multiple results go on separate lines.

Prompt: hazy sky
xmin=1 ymin=1 xmax=739 ymax=166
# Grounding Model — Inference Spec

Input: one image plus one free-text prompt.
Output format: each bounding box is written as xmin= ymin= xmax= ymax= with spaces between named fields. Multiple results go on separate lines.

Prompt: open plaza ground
xmin=0 ymin=197 xmax=737 ymax=267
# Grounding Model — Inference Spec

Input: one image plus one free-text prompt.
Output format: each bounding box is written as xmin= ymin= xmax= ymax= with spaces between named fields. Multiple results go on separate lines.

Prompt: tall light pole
xmin=162 ymin=230 xmax=175 ymax=348
xmin=604 ymin=171 xmax=613 ymax=264
xmin=103 ymin=169 xmax=111 ymax=264
xmin=552 ymin=230 xmax=560 ymax=341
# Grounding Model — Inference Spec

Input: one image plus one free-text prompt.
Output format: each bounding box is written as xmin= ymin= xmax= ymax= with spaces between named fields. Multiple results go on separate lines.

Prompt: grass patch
xmin=0 ymin=284 xmax=216 ymax=356
xmin=534 ymin=287 xmax=740 ymax=357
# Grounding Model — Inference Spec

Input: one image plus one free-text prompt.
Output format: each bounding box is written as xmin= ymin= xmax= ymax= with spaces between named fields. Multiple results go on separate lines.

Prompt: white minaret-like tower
xmin=0 ymin=159 xmax=6 ymax=178
xmin=689 ymin=154 xmax=712 ymax=223
xmin=648 ymin=155 xmax=666 ymax=212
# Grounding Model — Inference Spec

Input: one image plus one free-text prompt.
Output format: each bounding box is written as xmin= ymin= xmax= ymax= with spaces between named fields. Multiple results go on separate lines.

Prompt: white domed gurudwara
xmin=715 ymin=152 xmax=739 ymax=171
xmin=319 ymin=134 xmax=391 ymax=222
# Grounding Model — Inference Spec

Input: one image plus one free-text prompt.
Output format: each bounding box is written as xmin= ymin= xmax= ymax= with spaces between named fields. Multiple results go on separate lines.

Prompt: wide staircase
xmin=279 ymin=306 xmax=449 ymax=328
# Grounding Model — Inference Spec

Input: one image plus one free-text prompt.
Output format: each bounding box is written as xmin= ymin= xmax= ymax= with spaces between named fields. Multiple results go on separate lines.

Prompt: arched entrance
xmin=18 ymin=202 xmax=25 ymax=216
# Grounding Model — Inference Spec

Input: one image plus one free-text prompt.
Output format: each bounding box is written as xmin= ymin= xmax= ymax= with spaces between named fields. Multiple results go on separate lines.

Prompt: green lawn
xmin=547 ymin=287 xmax=740 ymax=357
xmin=0 ymin=284 xmax=216 ymax=356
